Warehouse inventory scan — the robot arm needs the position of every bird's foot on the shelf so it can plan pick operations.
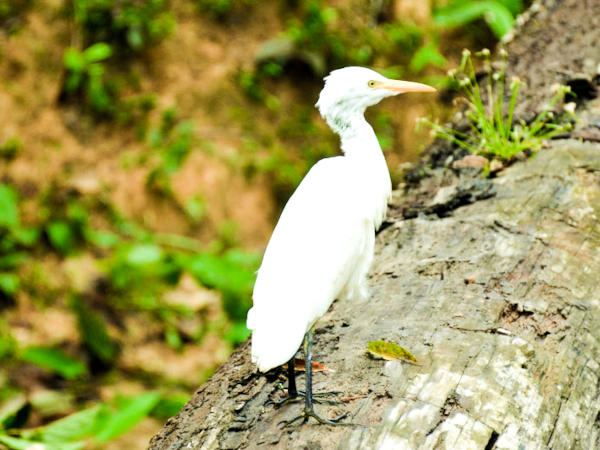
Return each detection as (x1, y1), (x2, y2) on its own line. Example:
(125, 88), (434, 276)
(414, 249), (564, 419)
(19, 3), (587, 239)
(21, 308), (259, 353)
(298, 390), (343, 405)
(267, 390), (343, 407)
(278, 406), (352, 427)
(300, 389), (342, 398)
(265, 394), (301, 407)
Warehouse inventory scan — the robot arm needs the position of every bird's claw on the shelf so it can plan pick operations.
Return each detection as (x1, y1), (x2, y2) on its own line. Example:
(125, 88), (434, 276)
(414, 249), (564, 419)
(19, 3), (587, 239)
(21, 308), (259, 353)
(300, 389), (342, 398)
(268, 390), (343, 407)
(265, 395), (301, 407)
(278, 407), (352, 427)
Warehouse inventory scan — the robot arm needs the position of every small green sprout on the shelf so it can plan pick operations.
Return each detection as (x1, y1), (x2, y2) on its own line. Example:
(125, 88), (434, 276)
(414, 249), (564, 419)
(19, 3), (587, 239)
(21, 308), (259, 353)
(421, 49), (575, 162)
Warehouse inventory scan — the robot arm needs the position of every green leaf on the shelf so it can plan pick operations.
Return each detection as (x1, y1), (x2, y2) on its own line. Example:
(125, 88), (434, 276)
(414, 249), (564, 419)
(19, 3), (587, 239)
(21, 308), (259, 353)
(71, 296), (117, 364)
(0, 434), (84, 450)
(0, 252), (28, 270)
(150, 394), (189, 420)
(85, 229), (120, 248)
(12, 226), (40, 247)
(93, 393), (161, 442)
(83, 42), (113, 63)
(63, 48), (85, 72)
(184, 252), (257, 320)
(225, 321), (251, 346)
(126, 27), (144, 50)
(21, 346), (86, 379)
(86, 62), (105, 78)
(0, 183), (19, 228)
(0, 396), (31, 430)
(124, 244), (163, 266)
(40, 405), (104, 443)
(46, 221), (75, 254)
(483, 5), (515, 38)
(499, 0), (523, 15)
(367, 340), (419, 364)
(163, 320), (182, 350)
(0, 435), (40, 450)
(434, 1), (515, 38)
(0, 273), (19, 296)
(184, 195), (207, 222)
(64, 71), (83, 93)
(410, 43), (447, 73)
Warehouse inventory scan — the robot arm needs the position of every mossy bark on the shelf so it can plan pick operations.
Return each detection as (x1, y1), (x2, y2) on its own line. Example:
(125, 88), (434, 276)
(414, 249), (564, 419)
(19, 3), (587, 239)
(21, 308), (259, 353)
(150, 1), (600, 448)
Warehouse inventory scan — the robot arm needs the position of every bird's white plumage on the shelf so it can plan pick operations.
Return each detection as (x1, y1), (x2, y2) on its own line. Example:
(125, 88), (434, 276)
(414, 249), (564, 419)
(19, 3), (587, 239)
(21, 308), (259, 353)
(247, 67), (400, 372)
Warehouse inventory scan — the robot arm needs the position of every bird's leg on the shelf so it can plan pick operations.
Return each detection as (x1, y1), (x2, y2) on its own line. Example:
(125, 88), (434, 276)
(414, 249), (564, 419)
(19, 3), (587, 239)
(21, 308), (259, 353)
(267, 356), (340, 407)
(279, 326), (352, 427)
(287, 356), (298, 397)
(266, 357), (301, 406)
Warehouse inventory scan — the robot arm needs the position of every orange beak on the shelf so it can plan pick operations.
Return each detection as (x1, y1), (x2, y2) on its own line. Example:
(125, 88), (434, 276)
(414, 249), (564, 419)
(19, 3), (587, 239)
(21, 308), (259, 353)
(375, 79), (436, 93)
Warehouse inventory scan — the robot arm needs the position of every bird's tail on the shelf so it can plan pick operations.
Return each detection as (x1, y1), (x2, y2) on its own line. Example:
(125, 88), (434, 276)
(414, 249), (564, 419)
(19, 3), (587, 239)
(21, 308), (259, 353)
(247, 307), (306, 372)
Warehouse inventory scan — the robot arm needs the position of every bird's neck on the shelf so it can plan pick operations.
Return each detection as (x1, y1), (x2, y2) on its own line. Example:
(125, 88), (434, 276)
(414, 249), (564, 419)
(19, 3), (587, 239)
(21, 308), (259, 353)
(330, 114), (383, 160)
(332, 113), (392, 228)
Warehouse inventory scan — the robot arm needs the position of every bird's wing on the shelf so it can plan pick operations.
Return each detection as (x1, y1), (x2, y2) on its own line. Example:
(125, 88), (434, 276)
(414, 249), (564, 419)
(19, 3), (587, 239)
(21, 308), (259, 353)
(248, 156), (373, 371)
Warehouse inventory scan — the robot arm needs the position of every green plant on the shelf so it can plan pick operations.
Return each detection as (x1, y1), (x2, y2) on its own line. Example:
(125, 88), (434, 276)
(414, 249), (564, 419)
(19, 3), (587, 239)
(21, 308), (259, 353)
(62, 43), (116, 115)
(286, 1), (338, 53)
(0, 183), (39, 300)
(61, 0), (170, 120)
(41, 198), (91, 255)
(70, 0), (175, 52)
(70, 296), (118, 364)
(20, 346), (87, 380)
(433, 0), (524, 39)
(146, 109), (195, 197)
(197, 0), (254, 19)
(422, 49), (574, 162)
(409, 42), (447, 73)
(0, 392), (169, 448)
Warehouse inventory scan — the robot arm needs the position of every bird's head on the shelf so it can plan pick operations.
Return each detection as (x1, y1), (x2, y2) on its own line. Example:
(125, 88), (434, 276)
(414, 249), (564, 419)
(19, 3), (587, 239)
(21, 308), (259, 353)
(316, 66), (435, 134)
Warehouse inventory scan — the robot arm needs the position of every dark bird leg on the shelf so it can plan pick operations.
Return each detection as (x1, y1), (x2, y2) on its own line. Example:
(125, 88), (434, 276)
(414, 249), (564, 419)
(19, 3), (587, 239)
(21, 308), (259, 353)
(266, 357), (301, 406)
(287, 356), (298, 397)
(267, 354), (340, 407)
(279, 325), (351, 427)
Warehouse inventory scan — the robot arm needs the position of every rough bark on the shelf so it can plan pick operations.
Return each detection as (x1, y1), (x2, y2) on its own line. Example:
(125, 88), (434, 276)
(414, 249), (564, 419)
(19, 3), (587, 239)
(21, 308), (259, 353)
(150, 1), (600, 448)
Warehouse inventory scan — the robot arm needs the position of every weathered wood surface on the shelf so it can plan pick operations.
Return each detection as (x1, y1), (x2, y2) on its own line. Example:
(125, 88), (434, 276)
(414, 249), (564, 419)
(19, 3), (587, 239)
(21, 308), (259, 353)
(150, 1), (600, 448)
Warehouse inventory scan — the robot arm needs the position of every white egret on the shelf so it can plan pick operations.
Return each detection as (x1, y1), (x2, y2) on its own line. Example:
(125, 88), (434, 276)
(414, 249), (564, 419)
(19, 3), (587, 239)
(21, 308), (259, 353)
(246, 66), (435, 425)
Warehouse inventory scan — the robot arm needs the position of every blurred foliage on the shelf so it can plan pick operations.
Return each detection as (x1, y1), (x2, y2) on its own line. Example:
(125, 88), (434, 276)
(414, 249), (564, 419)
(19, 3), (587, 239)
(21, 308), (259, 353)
(68, 0), (175, 52)
(62, 43), (116, 115)
(0, 391), (186, 448)
(145, 108), (195, 198)
(197, 0), (255, 19)
(59, 0), (172, 117)
(0, 184), (39, 300)
(0, 137), (22, 161)
(0, 0), (31, 34)
(433, 0), (522, 38)
(0, 175), (256, 446)
(20, 346), (87, 379)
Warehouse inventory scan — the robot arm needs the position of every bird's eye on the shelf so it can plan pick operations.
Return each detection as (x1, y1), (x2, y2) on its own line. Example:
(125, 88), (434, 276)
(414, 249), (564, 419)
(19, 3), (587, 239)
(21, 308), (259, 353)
(367, 80), (377, 88)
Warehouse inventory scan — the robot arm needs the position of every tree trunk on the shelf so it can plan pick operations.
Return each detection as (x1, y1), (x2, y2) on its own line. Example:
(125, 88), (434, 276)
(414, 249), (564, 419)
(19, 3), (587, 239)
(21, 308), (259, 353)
(150, 1), (600, 448)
